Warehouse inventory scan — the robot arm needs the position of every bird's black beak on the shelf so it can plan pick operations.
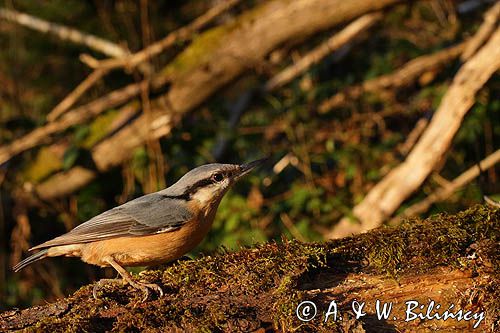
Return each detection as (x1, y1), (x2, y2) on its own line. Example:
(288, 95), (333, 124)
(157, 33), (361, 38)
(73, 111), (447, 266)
(236, 157), (268, 179)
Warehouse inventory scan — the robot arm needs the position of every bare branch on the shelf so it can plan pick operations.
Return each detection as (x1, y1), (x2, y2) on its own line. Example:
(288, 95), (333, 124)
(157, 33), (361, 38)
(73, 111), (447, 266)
(484, 195), (500, 208)
(46, 69), (108, 122)
(390, 149), (500, 224)
(396, 118), (429, 156)
(0, 8), (128, 58)
(88, 0), (242, 72)
(0, 0), (241, 162)
(0, 82), (143, 165)
(34, 167), (97, 201)
(461, 1), (500, 60)
(329, 26), (500, 239)
(42, 0), (241, 123)
(265, 12), (382, 91)
(319, 42), (467, 113)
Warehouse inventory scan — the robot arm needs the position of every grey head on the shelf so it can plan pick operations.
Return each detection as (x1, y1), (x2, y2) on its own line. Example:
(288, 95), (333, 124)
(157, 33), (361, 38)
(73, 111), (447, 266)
(160, 158), (267, 205)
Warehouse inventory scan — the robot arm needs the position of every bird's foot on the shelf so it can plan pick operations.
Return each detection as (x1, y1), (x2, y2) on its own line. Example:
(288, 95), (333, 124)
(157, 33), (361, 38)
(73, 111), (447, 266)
(128, 279), (164, 302)
(92, 277), (163, 302)
(92, 278), (124, 299)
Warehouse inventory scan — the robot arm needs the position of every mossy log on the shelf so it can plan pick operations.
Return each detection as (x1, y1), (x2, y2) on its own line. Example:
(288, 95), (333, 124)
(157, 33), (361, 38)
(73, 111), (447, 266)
(1, 205), (498, 332)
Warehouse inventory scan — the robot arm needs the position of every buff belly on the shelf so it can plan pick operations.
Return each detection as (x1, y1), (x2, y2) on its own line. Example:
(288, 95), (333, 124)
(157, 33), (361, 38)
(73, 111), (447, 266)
(47, 218), (213, 267)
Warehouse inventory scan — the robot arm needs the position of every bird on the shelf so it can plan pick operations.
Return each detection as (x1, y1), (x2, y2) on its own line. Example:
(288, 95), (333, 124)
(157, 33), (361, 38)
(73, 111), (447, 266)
(14, 158), (267, 300)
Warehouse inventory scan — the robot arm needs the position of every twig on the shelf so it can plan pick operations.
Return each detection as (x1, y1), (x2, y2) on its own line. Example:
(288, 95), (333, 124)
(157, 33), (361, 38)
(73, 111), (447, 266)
(397, 118), (429, 156)
(461, 1), (500, 60)
(47, 69), (108, 122)
(484, 195), (500, 208)
(0, 82), (143, 165)
(265, 12), (382, 91)
(273, 153), (299, 174)
(46, 0), (240, 123)
(390, 149), (500, 224)
(0, 8), (128, 58)
(87, 0), (241, 71)
(280, 213), (307, 242)
(319, 42), (467, 113)
(329, 27), (500, 239)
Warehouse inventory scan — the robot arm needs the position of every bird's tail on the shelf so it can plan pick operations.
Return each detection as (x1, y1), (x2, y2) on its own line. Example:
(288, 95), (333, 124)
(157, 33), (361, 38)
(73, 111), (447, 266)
(13, 249), (49, 272)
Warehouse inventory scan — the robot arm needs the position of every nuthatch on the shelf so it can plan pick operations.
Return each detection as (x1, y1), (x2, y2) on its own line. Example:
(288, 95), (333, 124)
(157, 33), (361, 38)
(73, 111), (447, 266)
(14, 158), (266, 300)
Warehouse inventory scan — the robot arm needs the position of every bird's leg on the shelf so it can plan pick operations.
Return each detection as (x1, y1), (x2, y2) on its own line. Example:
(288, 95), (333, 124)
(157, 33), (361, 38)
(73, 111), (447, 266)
(105, 257), (163, 302)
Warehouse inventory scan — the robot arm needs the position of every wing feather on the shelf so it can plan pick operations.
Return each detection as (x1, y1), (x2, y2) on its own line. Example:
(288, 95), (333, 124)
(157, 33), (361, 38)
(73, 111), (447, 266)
(30, 194), (193, 250)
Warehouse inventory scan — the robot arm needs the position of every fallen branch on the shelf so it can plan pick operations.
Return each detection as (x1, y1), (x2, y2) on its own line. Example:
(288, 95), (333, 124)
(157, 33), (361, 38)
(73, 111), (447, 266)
(34, 167), (97, 201)
(461, 1), (500, 60)
(30, 0), (402, 200)
(318, 42), (467, 113)
(264, 12), (382, 91)
(0, 8), (128, 58)
(390, 149), (500, 224)
(24, 103), (139, 202)
(0, 0), (242, 161)
(87, 0), (242, 72)
(328, 26), (500, 239)
(0, 82), (144, 166)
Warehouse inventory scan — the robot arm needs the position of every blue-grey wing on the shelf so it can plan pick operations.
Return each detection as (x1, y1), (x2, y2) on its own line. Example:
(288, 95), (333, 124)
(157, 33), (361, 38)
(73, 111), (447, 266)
(121, 193), (193, 234)
(30, 193), (193, 250)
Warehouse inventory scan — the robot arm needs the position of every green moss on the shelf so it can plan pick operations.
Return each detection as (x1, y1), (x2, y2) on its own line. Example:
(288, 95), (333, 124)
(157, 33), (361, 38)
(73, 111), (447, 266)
(19, 109), (122, 184)
(159, 0), (275, 81)
(325, 204), (499, 277)
(22, 146), (63, 182)
(365, 235), (405, 277)
(19, 205), (498, 332)
(160, 26), (228, 79)
(80, 109), (120, 149)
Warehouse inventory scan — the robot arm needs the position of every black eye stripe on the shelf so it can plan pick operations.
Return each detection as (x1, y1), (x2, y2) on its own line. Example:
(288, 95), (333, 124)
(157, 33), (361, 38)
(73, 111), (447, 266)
(190, 178), (213, 191)
(179, 170), (235, 197)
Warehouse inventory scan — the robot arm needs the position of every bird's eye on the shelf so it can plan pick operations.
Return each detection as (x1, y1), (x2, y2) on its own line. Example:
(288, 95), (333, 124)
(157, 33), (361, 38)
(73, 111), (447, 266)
(212, 173), (224, 182)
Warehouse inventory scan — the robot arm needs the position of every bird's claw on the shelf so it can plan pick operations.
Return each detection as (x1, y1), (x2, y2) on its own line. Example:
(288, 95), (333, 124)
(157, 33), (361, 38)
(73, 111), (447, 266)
(92, 278), (163, 302)
(131, 280), (164, 302)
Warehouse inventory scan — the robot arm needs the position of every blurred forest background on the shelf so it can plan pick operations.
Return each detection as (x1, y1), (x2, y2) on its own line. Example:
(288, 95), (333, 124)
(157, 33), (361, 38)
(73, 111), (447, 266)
(0, 0), (498, 310)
